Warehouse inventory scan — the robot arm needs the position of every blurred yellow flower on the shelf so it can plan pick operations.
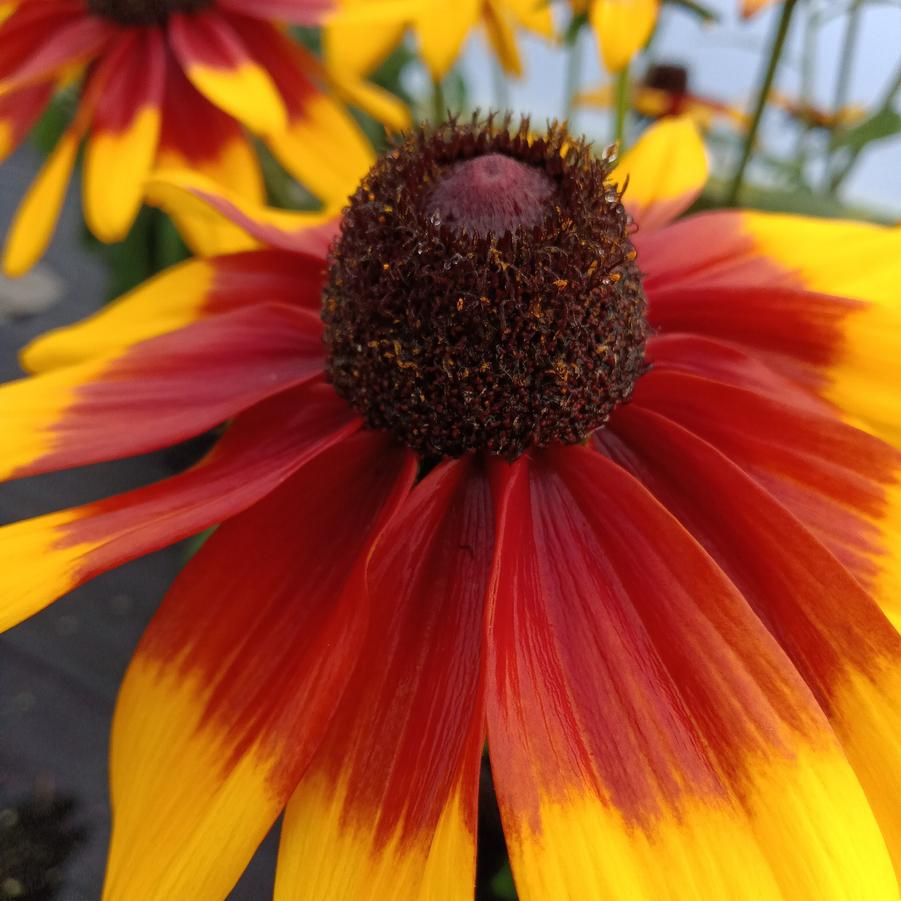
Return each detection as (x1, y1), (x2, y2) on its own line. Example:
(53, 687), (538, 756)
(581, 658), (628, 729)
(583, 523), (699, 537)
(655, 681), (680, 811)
(325, 0), (554, 83)
(574, 0), (658, 73)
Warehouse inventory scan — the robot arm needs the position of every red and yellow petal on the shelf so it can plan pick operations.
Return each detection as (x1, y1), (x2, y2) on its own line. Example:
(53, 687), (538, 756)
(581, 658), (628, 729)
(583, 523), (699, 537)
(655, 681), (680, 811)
(486, 446), (897, 900)
(104, 432), (416, 900)
(0, 384), (359, 632)
(740, 213), (901, 443)
(2, 44), (108, 276)
(626, 358), (901, 631)
(155, 58), (265, 256)
(602, 403), (901, 873)
(169, 9), (286, 135)
(275, 456), (491, 899)
(588, 0), (658, 74)
(232, 17), (375, 202)
(22, 249), (324, 372)
(642, 212), (901, 443)
(0, 79), (54, 162)
(0, 1), (113, 93)
(83, 29), (165, 242)
(146, 168), (340, 255)
(611, 115), (708, 232)
(216, 0), (334, 25)
(267, 89), (374, 203)
(0, 304), (324, 481)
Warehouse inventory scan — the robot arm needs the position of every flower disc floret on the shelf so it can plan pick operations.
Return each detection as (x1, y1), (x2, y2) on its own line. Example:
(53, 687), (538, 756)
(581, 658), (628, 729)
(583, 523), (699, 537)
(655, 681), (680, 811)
(323, 115), (649, 459)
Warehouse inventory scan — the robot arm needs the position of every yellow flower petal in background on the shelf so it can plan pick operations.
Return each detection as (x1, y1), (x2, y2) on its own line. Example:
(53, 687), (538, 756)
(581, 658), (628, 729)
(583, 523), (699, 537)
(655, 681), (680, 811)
(505, 0), (554, 40)
(169, 11), (287, 135)
(266, 93), (375, 204)
(325, 0), (552, 85)
(83, 30), (165, 243)
(416, 0), (482, 81)
(589, 0), (659, 73)
(153, 59), (267, 258)
(3, 127), (80, 276)
(146, 169), (339, 256)
(483, 0), (523, 77)
(329, 71), (411, 132)
(324, 0), (409, 78)
(610, 115), (708, 230)
(155, 133), (264, 257)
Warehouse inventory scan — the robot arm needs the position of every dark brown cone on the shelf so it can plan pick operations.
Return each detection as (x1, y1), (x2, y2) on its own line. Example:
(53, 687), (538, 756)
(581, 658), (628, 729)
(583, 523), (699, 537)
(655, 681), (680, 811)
(86, 0), (210, 25)
(323, 114), (649, 460)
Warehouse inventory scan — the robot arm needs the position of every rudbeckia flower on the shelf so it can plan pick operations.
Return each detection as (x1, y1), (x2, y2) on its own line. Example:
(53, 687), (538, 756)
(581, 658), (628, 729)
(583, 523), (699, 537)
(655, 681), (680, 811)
(324, 0), (554, 85)
(3, 114), (901, 899)
(769, 89), (867, 131)
(0, 0), (407, 276)
(577, 63), (748, 131)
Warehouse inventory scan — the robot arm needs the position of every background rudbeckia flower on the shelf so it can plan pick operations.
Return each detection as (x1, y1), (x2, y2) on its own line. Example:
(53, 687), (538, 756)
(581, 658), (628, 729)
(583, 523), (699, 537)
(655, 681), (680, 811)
(3, 115), (901, 899)
(324, 0), (554, 85)
(768, 88), (867, 131)
(577, 63), (749, 131)
(0, 0), (408, 276)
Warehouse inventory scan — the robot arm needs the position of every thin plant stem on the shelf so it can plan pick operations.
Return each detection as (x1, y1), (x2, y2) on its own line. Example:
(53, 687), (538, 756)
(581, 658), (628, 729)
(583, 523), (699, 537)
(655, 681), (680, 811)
(832, 0), (863, 119)
(726, 0), (799, 205)
(563, 30), (584, 124)
(825, 0), (863, 185)
(793, 0), (819, 165)
(830, 59), (901, 191)
(432, 75), (446, 125)
(614, 63), (630, 149)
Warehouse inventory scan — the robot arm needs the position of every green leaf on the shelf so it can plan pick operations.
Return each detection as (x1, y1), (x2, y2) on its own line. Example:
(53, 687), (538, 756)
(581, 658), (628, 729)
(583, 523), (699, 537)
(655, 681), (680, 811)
(830, 106), (901, 153)
(491, 863), (518, 899)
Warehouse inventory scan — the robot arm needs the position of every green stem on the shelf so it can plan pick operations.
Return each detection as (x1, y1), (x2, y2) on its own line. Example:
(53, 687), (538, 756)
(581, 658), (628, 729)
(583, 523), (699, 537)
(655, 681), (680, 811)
(614, 63), (630, 150)
(830, 59), (901, 191)
(793, 0), (819, 165)
(432, 76), (446, 125)
(831, 0), (863, 125)
(825, 0), (863, 183)
(726, 0), (799, 205)
(563, 31), (584, 124)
